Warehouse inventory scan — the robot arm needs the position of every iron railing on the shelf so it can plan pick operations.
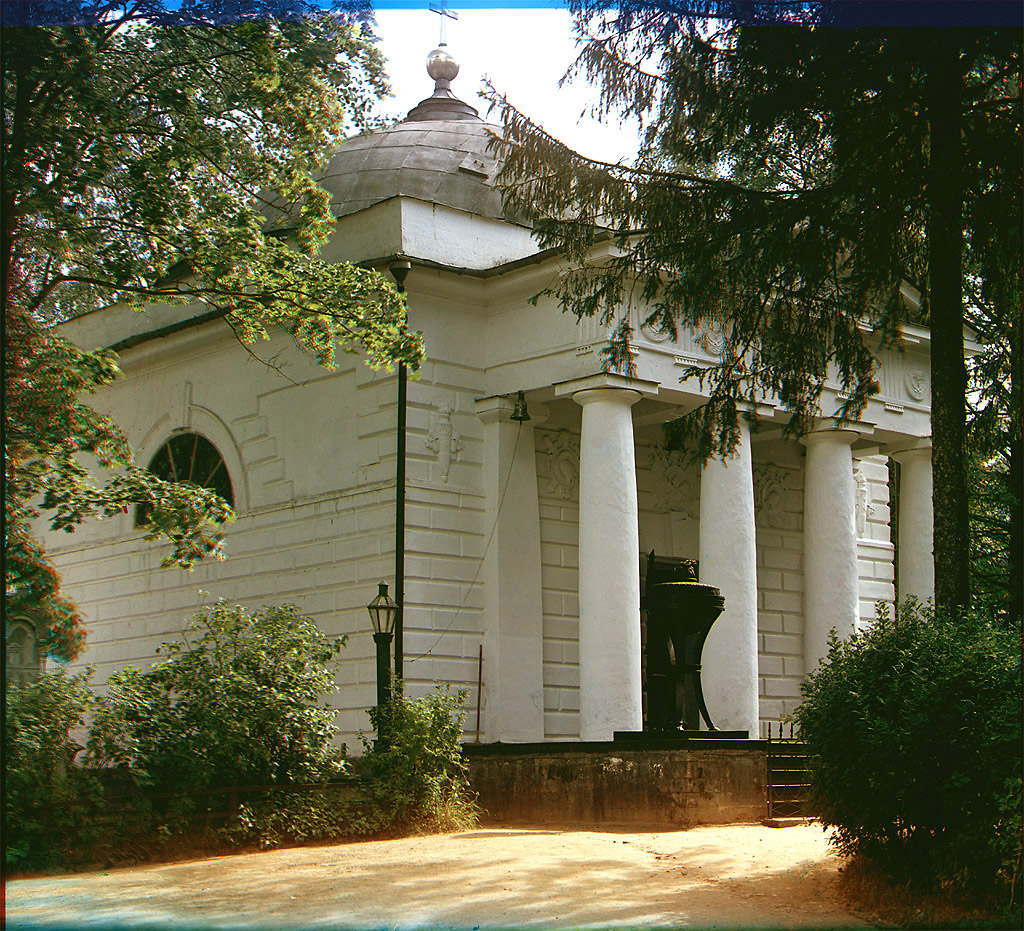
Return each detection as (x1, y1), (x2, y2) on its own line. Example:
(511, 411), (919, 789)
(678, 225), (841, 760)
(765, 722), (815, 820)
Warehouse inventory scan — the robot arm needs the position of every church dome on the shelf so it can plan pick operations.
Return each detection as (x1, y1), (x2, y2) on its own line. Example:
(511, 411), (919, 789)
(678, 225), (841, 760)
(319, 120), (505, 222)
(316, 43), (511, 223)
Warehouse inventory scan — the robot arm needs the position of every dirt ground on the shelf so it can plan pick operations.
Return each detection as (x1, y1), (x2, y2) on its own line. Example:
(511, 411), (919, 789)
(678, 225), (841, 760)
(4, 822), (881, 930)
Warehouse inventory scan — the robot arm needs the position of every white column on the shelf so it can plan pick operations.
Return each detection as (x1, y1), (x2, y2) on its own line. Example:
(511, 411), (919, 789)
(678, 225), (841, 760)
(476, 396), (546, 743)
(561, 379), (647, 741)
(891, 444), (934, 604)
(802, 429), (860, 671)
(699, 421), (759, 735)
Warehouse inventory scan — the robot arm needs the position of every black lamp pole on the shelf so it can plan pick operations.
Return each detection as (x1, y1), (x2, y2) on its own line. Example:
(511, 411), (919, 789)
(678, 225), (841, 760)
(389, 259), (411, 685)
(373, 630), (393, 712)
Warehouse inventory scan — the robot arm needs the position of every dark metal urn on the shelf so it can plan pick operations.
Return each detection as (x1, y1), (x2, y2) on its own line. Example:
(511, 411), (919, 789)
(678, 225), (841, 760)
(646, 581), (725, 732)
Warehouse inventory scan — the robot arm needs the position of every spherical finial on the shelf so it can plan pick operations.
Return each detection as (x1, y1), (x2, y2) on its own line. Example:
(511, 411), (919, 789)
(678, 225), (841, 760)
(426, 45), (459, 83)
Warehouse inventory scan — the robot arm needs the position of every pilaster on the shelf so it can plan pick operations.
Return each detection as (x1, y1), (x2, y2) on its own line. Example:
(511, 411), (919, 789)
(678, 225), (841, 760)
(475, 395), (547, 742)
(891, 442), (935, 604)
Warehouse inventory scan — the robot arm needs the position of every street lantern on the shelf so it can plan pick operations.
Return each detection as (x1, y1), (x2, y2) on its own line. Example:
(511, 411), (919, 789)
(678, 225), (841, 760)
(366, 581), (399, 635)
(366, 581), (399, 745)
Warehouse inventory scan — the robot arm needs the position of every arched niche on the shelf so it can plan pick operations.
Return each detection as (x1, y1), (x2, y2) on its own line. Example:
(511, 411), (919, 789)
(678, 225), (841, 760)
(5, 617), (43, 687)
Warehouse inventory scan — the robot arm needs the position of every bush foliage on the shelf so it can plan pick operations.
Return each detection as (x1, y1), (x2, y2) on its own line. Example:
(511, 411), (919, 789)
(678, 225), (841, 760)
(6, 605), (478, 867)
(361, 683), (479, 835)
(4, 668), (103, 869)
(227, 686), (479, 849)
(794, 600), (1022, 898)
(87, 601), (347, 790)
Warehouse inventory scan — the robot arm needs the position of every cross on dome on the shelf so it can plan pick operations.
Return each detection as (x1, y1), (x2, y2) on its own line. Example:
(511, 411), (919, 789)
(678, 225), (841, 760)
(428, 1), (458, 46)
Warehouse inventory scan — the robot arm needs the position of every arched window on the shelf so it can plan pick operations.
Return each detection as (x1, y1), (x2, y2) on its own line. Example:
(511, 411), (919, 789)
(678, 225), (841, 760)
(5, 618), (42, 687)
(136, 432), (234, 526)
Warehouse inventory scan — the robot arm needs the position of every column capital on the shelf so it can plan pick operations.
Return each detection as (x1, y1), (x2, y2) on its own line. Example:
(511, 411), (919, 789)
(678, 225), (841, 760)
(475, 395), (549, 425)
(553, 372), (660, 401)
(800, 421), (874, 448)
(888, 438), (932, 463)
(571, 386), (643, 409)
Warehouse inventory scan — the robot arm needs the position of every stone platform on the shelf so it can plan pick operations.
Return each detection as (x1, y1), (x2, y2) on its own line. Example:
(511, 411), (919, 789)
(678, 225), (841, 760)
(464, 737), (768, 828)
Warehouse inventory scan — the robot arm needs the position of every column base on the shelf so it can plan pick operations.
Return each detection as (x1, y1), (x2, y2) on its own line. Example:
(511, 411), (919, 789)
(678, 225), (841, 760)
(613, 730), (750, 741)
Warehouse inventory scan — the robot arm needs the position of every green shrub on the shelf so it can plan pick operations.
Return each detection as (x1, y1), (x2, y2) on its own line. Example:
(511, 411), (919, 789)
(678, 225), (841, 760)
(794, 600), (1022, 898)
(87, 601), (347, 791)
(6, 609), (476, 867)
(361, 683), (479, 834)
(4, 668), (104, 869)
(220, 685), (479, 848)
(225, 783), (380, 849)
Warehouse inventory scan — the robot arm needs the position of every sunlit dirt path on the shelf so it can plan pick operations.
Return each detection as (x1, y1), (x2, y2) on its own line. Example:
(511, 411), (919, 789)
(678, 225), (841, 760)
(5, 823), (879, 930)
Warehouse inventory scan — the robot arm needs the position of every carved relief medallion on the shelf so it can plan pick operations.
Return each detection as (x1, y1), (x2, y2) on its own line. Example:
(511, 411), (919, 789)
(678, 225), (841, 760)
(640, 316), (675, 343)
(904, 364), (929, 402)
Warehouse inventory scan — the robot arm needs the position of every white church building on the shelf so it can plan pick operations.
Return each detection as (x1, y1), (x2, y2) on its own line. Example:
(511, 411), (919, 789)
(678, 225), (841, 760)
(44, 50), (937, 750)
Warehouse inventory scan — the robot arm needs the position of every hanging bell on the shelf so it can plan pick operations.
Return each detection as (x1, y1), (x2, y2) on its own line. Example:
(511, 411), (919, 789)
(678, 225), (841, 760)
(510, 390), (530, 422)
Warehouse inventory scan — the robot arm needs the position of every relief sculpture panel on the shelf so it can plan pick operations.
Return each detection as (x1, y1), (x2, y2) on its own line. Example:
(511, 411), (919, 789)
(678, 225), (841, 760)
(753, 463), (796, 529)
(647, 447), (699, 518)
(535, 429), (581, 501)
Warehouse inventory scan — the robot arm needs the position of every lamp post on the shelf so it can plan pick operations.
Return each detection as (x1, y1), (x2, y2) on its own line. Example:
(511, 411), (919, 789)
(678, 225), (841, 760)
(366, 581), (399, 745)
(388, 258), (412, 685)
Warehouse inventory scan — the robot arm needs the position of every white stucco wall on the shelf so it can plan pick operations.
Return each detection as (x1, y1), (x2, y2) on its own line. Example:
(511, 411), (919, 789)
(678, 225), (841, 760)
(46, 301), (506, 749)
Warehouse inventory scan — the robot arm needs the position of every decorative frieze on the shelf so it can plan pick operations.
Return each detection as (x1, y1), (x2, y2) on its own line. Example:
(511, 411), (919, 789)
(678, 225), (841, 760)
(536, 429), (581, 501)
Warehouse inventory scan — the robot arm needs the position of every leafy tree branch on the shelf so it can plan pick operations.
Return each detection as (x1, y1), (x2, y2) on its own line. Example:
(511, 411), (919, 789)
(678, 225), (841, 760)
(3, 1), (423, 657)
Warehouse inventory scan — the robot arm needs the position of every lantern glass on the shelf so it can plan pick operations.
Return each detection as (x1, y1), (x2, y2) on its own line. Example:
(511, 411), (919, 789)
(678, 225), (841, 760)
(366, 581), (398, 634)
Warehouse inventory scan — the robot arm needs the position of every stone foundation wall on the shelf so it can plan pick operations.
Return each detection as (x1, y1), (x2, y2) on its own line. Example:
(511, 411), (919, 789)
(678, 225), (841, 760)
(465, 744), (768, 827)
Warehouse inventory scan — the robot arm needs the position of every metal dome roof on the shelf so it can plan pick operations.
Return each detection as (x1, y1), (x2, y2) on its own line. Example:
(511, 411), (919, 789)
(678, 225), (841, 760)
(317, 119), (508, 222)
(308, 42), (522, 224)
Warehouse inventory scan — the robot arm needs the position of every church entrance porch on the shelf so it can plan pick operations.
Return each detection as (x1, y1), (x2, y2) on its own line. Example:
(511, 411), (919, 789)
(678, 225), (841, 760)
(482, 378), (911, 747)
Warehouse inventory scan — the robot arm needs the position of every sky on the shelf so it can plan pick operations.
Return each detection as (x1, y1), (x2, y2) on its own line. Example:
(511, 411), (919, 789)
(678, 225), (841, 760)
(372, 3), (642, 163)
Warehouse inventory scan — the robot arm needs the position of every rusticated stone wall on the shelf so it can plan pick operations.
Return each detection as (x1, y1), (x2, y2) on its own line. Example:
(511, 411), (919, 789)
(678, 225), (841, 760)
(465, 743), (767, 827)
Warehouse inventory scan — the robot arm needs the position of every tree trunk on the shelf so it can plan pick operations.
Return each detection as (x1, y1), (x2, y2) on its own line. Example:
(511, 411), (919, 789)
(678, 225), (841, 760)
(1, 63), (31, 310)
(926, 33), (971, 614)
(1008, 308), (1023, 626)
